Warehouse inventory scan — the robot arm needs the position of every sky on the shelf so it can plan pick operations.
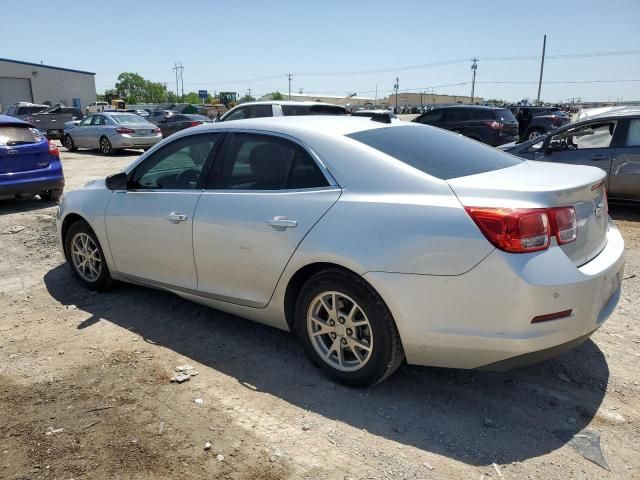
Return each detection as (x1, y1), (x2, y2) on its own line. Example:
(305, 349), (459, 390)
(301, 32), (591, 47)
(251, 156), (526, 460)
(3, 0), (640, 103)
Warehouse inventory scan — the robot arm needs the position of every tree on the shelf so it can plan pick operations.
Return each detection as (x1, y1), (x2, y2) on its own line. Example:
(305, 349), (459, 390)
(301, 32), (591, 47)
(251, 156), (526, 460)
(115, 72), (147, 103)
(144, 81), (167, 103)
(239, 94), (256, 104)
(270, 91), (284, 100)
(166, 91), (177, 103)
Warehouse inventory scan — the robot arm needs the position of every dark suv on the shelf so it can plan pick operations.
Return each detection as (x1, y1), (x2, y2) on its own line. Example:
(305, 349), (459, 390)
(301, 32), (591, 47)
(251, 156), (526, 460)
(508, 106), (571, 141)
(411, 105), (519, 146)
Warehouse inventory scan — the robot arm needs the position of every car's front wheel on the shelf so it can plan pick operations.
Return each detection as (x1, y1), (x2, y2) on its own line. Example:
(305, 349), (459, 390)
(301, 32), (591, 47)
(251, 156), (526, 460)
(63, 134), (77, 152)
(64, 220), (113, 291)
(294, 269), (404, 387)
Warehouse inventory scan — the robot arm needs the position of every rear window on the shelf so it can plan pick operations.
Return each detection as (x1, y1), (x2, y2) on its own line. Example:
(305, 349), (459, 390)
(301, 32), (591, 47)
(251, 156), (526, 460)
(111, 114), (145, 124)
(281, 105), (346, 116)
(0, 126), (44, 146)
(494, 109), (517, 123)
(346, 125), (521, 180)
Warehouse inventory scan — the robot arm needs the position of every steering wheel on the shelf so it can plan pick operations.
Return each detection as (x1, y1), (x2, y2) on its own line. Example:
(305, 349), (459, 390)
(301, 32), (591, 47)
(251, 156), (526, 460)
(176, 168), (200, 188)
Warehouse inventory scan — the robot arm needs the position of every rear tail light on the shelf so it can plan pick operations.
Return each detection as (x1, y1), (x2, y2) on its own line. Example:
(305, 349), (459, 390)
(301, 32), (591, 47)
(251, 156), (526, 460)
(48, 140), (59, 157)
(189, 121), (202, 127)
(550, 207), (577, 244)
(153, 128), (161, 134)
(551, 115), (564, 126)
(465, 206), (577, 253)
(115, 127), (135, 134)
(484, 121), (503, 130)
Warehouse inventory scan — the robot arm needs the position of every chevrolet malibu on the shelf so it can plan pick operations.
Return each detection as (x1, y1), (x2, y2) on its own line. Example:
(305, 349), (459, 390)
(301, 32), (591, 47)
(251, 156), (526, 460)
(56, 117), (624, 386)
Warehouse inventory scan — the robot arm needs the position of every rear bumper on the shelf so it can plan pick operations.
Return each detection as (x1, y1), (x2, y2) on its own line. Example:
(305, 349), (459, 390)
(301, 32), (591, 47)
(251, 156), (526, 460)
(110, 134), (162, 149)
(364, 218), (624, 369)
(0, 176), (65, 196)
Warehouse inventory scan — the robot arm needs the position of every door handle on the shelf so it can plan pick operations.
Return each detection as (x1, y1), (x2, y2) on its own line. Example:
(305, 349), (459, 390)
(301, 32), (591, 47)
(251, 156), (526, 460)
(267, 216), (297, 230)
(590, 154), (610, 161)
(166, 212), (187, 223)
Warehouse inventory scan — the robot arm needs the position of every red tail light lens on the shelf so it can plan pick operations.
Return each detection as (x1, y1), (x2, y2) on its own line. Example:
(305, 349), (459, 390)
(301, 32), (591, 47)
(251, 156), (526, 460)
(48, 140), (59, 157)
(189, 121), (202, 127)
(551, 207), (577, 244)
(153, 128), (161, 134)
(115, 127), (135, 134)
(551, 115), (564, 126)
(484, 121), (503, 130)
(465, 208), (550, 253)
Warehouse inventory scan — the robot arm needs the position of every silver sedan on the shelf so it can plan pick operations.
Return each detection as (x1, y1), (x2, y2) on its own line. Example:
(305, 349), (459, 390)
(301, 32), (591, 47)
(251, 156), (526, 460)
(56, 117), (624, 386)
(63, 112), (162, 155)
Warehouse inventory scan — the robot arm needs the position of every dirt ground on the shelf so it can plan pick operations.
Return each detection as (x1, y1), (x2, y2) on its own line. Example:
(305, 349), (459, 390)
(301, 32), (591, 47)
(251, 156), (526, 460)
(1, 145), (639, 480)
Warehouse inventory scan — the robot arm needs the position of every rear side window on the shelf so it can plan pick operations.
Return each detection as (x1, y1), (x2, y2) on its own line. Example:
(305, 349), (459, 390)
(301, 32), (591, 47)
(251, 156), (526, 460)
(444, 109), (470, 122)
(0, 126), (44, 146)
(494, 109), (517, 123)
(281, 105), (346, 116)
(346, 125), (521, 180)
(467, 109), (495, 121)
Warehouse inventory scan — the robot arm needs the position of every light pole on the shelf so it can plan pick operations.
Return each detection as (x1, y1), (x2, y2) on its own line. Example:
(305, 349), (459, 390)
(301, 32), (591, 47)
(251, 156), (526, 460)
(394, 77), (399, 111)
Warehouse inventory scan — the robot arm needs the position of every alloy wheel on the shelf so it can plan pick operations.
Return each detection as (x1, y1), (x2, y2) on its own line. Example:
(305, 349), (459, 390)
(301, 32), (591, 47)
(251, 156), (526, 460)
(64, 136), (73, 150)
(307, 291), (373, 372)
(70, 232), (102, 282)
(100, 138), (111, 154)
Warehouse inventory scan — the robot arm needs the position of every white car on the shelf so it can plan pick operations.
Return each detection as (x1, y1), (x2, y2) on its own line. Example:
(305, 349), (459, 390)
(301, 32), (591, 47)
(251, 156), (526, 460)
(56, 116), (624, 386)
(219, 101), (346, 122)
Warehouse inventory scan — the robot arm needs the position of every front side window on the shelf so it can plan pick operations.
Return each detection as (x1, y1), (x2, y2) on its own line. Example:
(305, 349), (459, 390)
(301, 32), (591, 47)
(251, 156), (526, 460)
(416, 109), (444, 124)
(550, 121), (616, 150)
(208, 133), (328, 190)
(130, 134), (220, 190)
(79, 116), (93, 127)
(223, 107), (248, 121)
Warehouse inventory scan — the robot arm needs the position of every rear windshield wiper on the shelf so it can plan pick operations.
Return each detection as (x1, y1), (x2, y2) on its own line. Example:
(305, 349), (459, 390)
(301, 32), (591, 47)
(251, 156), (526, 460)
(6, 141), (36, 146)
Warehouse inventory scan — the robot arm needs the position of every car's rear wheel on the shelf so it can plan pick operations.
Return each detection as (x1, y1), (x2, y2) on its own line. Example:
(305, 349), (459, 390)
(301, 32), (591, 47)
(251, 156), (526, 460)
(64, 221), (113, 291)
(39, 189), (63, 202)
(527, 128), (545, 140)
(294, 268), (404, 386)
(63, 134), (77, 152)
(99, 136), (113, 155)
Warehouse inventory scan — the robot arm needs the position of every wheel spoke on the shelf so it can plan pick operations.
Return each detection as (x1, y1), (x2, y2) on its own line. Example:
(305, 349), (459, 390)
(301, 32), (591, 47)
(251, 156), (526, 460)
(347, 336), (372, 352)
(310, 316), (333, 336)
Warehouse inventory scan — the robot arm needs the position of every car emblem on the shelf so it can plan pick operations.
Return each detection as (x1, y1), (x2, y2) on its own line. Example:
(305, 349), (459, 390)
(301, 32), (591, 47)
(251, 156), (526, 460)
(7, 149), (18, 155)
(594, 202), (604, 217)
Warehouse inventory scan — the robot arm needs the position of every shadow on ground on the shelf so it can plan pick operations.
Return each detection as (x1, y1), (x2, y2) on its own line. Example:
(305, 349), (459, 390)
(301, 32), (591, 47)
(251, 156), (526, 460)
(0, 195), (57, 215)
(610, 204), (640, 223)
(44, 265), (609, 466)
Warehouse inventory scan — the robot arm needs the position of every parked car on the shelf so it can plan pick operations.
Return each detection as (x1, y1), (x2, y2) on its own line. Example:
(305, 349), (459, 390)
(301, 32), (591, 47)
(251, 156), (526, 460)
(125, 109), (150, 118)
(63, 112), (161, 155)
(219, 101), (346, 122)
(86, 101), (113, 114)
(29, 104), (84, 140)
(500, 112), (640, 203)
(2, 102), (49, 120)
(0, 115), (64, 201)
(57, 116), (623, 386)
(158, 114), (212, 138)
(351, 109), (397, 120)
(411, 105), (519, 146)
(147, 110), (178, 125)
(508, 106), (571, 141)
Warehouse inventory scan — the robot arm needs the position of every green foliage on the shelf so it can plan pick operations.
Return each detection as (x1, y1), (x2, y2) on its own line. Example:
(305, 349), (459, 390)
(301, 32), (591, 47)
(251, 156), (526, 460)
(270, 91), (284, 100)
(112, 72), (169, 104)
(239, 94), (256, 104)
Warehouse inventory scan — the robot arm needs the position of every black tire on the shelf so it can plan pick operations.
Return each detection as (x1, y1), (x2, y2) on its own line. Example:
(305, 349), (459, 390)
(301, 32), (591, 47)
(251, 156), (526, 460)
(39, 189), (63, 202)
(64, 134), (77, 152)
(526, 128), (545, 140)
(294, 268), (405, 387)
(64, 220), (113, 291)
(99, 136), (114, 155)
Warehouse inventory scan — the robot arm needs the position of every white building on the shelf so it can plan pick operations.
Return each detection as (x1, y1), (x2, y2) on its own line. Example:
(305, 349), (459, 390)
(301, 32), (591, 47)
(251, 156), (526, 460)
(0, 58), (96, 111)
(260, 92), (377, 107)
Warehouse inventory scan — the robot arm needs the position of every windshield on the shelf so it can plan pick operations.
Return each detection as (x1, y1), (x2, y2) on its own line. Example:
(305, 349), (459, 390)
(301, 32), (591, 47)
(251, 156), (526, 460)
(111, 114), (147, 125)
(346, 125), (521, 180)
(0, 126), (45, 146)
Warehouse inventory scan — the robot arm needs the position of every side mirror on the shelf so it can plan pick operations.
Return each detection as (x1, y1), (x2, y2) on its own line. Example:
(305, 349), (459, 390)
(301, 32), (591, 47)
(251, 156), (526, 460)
(105, 172), (127, 190)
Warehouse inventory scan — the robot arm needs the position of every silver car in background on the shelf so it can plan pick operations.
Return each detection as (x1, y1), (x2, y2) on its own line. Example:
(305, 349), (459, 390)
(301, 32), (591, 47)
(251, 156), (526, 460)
(63, 112), (161, 155)
(56, 116), (624, 386)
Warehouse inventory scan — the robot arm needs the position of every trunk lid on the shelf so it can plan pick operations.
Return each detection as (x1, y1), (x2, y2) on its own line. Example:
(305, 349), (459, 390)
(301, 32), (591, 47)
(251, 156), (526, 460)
(0, 126), (51, 173)
(447, 160), (608, 266)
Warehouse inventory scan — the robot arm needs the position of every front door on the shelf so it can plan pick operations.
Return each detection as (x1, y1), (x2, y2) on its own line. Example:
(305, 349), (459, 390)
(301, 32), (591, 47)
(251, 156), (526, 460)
(609, 118), (640, 202)
(105, 133), (222, 289)
(193, 132), (341, 307)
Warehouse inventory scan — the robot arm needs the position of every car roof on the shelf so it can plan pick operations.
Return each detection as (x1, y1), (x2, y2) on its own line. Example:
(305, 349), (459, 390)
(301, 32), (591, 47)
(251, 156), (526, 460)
(434, 105), (503, 110)
(235, 101), (344, 107)
(0, 114), (33, 126)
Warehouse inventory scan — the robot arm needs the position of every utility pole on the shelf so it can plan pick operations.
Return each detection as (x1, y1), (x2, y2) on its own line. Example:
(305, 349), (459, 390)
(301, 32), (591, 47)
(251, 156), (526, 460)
(470, 58), (478, 103)
(162, 82), (168, 102)
(536, 34), (547, 106)
(287, 73), (293, 100)
(394, 77), (399, 111)
(172, 62), (184, 102)
(420, 90), (424, 106)
(375, 85), (378, 105)
(247, 88), (252, 99)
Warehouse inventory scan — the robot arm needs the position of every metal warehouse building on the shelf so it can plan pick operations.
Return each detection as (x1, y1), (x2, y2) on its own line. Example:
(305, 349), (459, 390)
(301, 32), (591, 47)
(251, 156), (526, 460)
(0, 58), (96, 112)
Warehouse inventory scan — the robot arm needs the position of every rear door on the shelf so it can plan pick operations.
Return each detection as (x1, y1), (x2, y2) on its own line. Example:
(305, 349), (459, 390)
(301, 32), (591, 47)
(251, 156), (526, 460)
(608, 118), (640, 202)
(193, 132), (341, 307)
(72, 115), (95, 147)
(535, 119), (620, 185)
(0, 125), (50, 173)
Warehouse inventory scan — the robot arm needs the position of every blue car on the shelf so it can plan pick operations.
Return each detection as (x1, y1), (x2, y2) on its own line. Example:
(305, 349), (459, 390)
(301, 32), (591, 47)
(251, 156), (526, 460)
(0, 114), (64, 201)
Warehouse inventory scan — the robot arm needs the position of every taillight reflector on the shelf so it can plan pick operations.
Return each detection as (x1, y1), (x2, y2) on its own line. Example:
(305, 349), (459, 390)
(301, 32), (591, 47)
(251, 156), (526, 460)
(115, 127), (135, 134)
(189, 121), (202, 127)
(48, 140), (59, 157)
(465, 206), (577, 253)
(484, 121), (503, 130)
(531, 309), (573, 323)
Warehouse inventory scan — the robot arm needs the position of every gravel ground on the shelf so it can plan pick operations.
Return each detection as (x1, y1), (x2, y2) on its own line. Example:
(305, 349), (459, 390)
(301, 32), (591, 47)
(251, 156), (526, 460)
(0, 145), (639, 480)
